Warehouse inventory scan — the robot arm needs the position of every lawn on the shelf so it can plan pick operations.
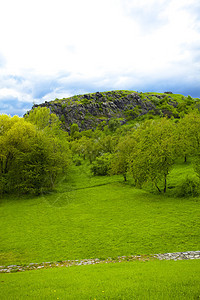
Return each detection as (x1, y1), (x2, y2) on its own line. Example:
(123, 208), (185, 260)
(0, 161), (199, 266)
(1, 260), (200, 299)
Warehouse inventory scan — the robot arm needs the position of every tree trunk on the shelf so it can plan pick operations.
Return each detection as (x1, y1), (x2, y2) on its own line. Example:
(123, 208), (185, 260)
(155, 183), (161, 193)
(123, 173), (127, 182)
(163, 175), (167, 193)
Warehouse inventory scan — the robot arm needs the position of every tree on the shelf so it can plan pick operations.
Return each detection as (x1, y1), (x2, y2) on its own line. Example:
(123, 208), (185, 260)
(128, 118), (176, 192)
(110, 134), (135, 181)
(108, 118), (121, 132)
(70, 123), (80, 139)
(24, 106), (59, 130)
(91, 153), (112, 176)
(176, 113), (200, 162)
(0, 115), (71, 195)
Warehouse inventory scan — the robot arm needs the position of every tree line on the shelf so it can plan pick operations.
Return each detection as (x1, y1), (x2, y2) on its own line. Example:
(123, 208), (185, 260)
(70, 112), (200, 193)
(1, 106), (200, 196)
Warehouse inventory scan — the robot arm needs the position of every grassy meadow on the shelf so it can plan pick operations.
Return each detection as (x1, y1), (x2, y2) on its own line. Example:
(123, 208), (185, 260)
(1, 161), (200, 266)
(1, 160), (200, 299)
(1, 260), (200, 299)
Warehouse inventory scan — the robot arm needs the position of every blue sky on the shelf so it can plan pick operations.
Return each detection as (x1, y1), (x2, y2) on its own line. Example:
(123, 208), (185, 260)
(0, 0), (200, 116)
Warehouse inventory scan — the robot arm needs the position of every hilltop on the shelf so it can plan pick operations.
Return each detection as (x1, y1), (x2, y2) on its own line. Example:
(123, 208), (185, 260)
(27, 90), (200, 131)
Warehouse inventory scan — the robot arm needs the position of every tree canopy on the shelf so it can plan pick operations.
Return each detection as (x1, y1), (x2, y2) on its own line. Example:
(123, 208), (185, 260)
(0, 112), (71, 195)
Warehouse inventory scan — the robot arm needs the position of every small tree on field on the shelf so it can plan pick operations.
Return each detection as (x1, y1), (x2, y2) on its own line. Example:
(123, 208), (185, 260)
(128, 118), (176, 192)
(110, 135), (135, 181)
(176, 113), (200, 162)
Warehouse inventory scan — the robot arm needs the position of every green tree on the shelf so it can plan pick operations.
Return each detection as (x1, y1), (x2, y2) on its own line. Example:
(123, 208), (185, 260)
(110, 135), (135, 181)
(24, 106), (59, 130)
(70, 123), (80, 138)
(91, 153), (112, 176)
(129, 118), (176, 192)
(177, 113), (200, 161)
(108, 118), (121, 132)
(0, 115), (71, 195)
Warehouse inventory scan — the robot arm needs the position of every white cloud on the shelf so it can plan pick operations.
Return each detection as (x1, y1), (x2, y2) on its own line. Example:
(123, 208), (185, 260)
(0, 0), (200, 115)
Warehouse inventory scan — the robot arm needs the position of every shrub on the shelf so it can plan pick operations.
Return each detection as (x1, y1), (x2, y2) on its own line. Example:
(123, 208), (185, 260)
(150, 96), (161, 105)
(60, 115), (65, 122)
(108, 119), (121, 132)
(175, 176), (200, 197)
(81, 99), (89, 105)
(70, 123), (79, 136)
(73, 156), (82, 166)
(61, 103), (67, 110)
(91, 153), (112, 176)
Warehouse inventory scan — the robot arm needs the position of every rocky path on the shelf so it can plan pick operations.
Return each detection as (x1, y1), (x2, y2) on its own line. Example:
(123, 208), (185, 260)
(1, 251), (200, 273)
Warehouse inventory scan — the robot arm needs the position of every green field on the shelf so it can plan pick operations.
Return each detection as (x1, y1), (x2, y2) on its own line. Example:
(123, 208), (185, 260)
(1, 161), (200, 299)
(1, 260), (200, 299)
(1, 161), (200, 266)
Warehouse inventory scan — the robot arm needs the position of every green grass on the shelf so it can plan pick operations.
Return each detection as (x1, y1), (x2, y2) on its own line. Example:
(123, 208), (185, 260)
(1, 260), (200, 299)
(143, 92), (186, 102)
(0, 162), (200, 266)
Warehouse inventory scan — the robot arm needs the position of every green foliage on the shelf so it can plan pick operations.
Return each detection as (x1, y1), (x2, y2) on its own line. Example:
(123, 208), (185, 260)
(108, 118), (121, 132)
(175, 176), (200, 197)
(2, 90), (200, 299)
(80, 98), (90, 105)
(60, 114), (65, 122)
(177, 112), (200, 160)
(0, 114), (71, 195)
(72, 155), (82, 166)
(70, 123), (80, 139)
(193, 154), (200, 179)
(150, 96), (161, 105)
(25, 106), (60, 130)
(110, 135), (135, 181)
(160, 103), (177, 116)
(91, 153), (112, 176)
(129, 118), (176, 192)
(61, 103), (67, 110)
(68, 109), (200, 195)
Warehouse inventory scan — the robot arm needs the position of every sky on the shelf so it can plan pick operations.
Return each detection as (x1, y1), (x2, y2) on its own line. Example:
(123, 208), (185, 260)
(0, 0), (200, 116)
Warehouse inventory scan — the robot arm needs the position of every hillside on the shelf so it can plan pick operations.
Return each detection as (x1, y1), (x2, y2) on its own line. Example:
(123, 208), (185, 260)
(28, 90), (200, 131)
(1, 92), (200, 299)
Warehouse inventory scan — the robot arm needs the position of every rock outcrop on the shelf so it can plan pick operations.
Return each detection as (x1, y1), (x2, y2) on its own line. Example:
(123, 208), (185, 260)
(27, 90), (176, 131)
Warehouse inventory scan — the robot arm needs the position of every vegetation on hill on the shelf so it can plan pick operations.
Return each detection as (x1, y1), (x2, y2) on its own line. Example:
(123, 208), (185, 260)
(1, 90), (200, 299)
(1, 90), (200, 195)
(69, 113), (200, 194)
(28, 90), (200, 131)
(0, 108), (70, 195)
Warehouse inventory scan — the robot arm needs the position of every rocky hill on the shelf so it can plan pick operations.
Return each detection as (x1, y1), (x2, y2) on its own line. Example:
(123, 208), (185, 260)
(28, 90), (198, 131)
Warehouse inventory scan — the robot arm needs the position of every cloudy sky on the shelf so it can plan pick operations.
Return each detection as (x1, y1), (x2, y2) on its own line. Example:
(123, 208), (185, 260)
(0, 0), (200, 116)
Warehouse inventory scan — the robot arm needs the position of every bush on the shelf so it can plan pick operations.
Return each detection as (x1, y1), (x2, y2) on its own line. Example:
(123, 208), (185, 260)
(60, 115), (65, 122)
(73, 156), (82, 166)
(175, 176), (200, 197)
(91, 153), (112, 176)
(70, 123), (79, 138)
(108, 119), (121, 132)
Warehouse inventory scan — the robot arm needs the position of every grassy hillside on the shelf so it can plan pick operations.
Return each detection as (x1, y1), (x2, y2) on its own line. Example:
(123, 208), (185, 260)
(1, 161), (199, 266)
(2, 97), (200, 299)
